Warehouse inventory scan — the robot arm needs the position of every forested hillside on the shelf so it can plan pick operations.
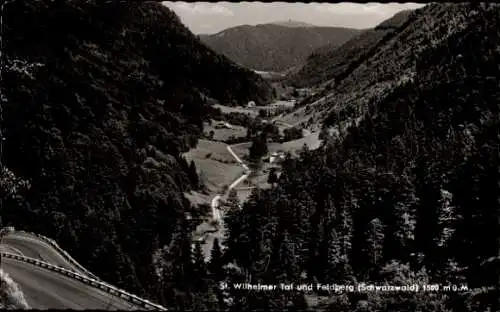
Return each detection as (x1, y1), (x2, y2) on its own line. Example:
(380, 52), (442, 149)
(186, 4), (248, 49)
(200, 24), (362, 72)
(289, 9), (413, 87)
(221, 3), (500, 311)
(0, 0), (272, 309)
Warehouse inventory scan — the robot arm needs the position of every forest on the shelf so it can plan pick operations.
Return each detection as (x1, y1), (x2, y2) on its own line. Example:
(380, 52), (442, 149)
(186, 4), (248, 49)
(220, 3), (500, 311)
(0, 0), (272, 308)
(1, 2), (500, 311)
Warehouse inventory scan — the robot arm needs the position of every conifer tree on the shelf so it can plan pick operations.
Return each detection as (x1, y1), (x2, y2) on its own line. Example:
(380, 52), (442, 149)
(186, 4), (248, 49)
(435, 189), (459, 248)
(319, 125), (330, 144)
(267, 167), (278, 185)
(277, 231), (299, 281)
(365, 218), (385, 269)
(208, 238), (224, 281)
(338, 200), (354, 261)
(326, 228), (343, 280)
(188, 160), (199, 187)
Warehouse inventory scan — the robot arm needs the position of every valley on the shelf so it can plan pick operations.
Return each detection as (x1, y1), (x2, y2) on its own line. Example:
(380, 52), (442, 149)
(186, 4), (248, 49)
(1, 1), (500, 311)
(184, 97), (322, 261)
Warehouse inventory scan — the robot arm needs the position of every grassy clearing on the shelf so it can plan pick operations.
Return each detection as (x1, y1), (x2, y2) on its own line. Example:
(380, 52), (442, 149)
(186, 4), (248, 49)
(282, 132), (321, 153)
(214, 101), (296, 117)
(185, 139), (236, 163)
(230, 133), (320, 160)
(230, 142), (283, 159)
(213, 104), (259, 117)
(204, 121), (247, 141)
(195, 158), (244, 193)
(228, 142), (252, 159)
(184, 139), (244, 193)
(234, 188), (254, 204)
(280, 105), (311, 126)
(184, 190), (211, 208)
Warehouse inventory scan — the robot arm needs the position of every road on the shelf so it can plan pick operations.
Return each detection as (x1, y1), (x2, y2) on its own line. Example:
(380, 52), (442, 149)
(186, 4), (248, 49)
(210, 146), (250, 222)
(203, 111), (315, 260)
(226, 145), (249, 171)
(201, 144), (252, 261)
(2, 256), (137, 310)
(209, 114), (313, 222)
(211, 195), (222, 221)
(2, 233), (89, 276)
(0, 232), (146, 310)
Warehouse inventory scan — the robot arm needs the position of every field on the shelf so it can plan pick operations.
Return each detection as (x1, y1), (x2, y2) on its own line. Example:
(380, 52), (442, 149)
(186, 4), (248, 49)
(203, 120), (247, 141)
(185, 113), (321, 259)
(184, 139), (244, 193)
(233, 187), (254, 204)
(197, 158), (243, 193)
(230, 131), (320, 160)
(184, 191), (211, 208)
(213, 103), (259, 117)
(230, 142), (283, 159)
(213, 101), (296, 117)
(280, 105), (311, 126)
(282, 132), (321, 153)
(279, 94), (330, 131)
(185, 139), (236, 163)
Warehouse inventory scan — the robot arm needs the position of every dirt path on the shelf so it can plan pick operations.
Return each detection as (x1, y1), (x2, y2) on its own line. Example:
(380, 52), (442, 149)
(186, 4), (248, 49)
(200, 110), (314, 260)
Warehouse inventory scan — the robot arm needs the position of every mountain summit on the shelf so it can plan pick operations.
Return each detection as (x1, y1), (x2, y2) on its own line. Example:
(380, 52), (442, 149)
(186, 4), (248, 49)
(270, 20), (317, 27)
(200, 24), (362, 72)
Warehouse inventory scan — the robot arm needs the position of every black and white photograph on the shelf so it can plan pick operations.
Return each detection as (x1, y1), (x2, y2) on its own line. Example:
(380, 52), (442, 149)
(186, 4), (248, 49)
(0, 0), (499, 310)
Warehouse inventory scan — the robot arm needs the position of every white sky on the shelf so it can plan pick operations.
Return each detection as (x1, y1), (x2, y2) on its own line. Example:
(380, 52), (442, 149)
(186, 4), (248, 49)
(162, 2), (427, 34)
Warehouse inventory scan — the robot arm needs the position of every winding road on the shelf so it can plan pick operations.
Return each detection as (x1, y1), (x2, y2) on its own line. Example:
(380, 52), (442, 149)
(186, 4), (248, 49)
(0, 231), (161, 310)
(3, 256), (136, 310)
(0, 109), (311, 309)
(201, 143), (252, 261)
(209, 113), (315, 223)
(204, 112), (314, 257)
(210, 145), (250, 222)
(2, 233), (88, 276)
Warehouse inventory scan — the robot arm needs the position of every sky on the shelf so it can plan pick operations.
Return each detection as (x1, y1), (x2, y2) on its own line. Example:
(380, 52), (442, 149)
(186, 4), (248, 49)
(162, 2), (427, 35)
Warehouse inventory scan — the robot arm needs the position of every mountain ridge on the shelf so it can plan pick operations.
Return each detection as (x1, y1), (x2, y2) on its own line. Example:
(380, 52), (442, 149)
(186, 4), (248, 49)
(269, 20), (317, 27)
(200, 23), (363, 72)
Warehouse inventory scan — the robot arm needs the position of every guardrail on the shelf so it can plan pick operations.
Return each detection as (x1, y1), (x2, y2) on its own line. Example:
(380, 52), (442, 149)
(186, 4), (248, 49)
(1, 252), (167, 311)
(13, 230), (98, 280)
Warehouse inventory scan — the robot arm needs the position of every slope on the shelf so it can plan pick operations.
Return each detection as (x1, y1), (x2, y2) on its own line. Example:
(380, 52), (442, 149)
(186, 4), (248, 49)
(199, 23), (362, 72)
(289, 9), (413, 88)
(0, 0), (272, 309)
(222, 3), (500, 311)
(286, 4), (476, 129)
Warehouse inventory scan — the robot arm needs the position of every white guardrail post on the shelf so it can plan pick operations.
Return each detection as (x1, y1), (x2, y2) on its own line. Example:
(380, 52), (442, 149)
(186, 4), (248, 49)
(0, 252), (167, 310)
(0, 252), (167, 311)
(14, 230), (98, 279)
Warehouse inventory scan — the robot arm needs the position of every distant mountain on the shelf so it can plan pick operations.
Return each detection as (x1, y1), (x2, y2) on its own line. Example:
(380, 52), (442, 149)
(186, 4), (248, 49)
(1, 0), (273, 309)
(270, 20), (317, 27)
(199, 24), (363, 72)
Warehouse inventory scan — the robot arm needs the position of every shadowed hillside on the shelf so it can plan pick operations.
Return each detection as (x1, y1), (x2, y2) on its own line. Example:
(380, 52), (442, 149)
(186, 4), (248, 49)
(222, 3), (500, 311)
(200, 23), (362, 72)
(0, 0), (272, 309)
(289, 9), (414, 88)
